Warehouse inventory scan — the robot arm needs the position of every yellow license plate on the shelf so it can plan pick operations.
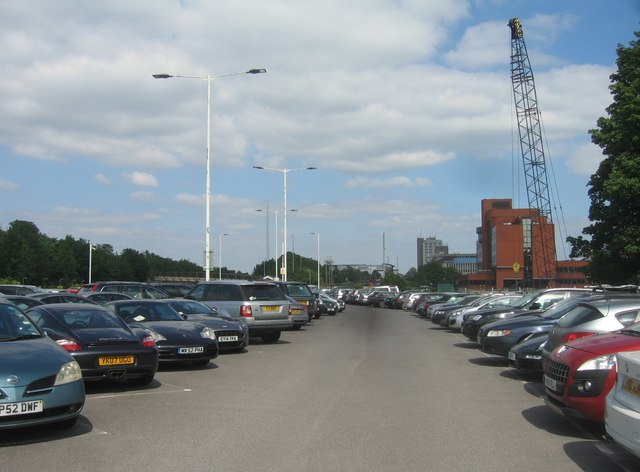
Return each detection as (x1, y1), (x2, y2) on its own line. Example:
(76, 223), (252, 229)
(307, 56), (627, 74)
(99, 355), (135, 366)
(291, 308), (303, 314)
(622, 376), (640, 396)
(262, 305), (281, 312)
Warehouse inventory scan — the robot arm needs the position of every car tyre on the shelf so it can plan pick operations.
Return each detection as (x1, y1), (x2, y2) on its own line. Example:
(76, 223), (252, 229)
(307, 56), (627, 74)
(261, 331), (281, 343)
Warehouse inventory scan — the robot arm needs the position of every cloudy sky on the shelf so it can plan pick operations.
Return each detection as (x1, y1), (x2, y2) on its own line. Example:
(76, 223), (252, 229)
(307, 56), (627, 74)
(1, 0), (638, 276)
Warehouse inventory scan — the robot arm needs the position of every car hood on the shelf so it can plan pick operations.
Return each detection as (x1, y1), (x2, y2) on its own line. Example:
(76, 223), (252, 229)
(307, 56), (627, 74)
(564, 332), (640, 356)
(68, 327), (140, 346)
(1, 336), (74, 386)
(484, 314), (555, 330)
(129, 320), (205, 339)
(182, 314), (242, 329)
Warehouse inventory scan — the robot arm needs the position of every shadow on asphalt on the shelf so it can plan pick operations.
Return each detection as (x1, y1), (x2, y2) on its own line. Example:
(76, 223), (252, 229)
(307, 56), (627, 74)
(522, 405), (596, 439)
(0, 414), (93, 447)
(453, 342), (479, 349)
(468, 356), (510, 367)
(564, 440), (638, 472)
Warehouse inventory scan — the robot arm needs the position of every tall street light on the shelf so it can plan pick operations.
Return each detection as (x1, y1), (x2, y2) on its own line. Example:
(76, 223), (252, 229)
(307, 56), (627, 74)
(153, 68), (266, 281)
(253, 166), (316, 281)
(218, 233), (229, 280)
(310, 232), (320, 289)
(255, 207), (279, 279)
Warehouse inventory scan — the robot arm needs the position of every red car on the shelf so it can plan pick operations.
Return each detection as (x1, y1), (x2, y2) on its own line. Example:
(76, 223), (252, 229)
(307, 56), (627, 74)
(543, 323), (640, 423)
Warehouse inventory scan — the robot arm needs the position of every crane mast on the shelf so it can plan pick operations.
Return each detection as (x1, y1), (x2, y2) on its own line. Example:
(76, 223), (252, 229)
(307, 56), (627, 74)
(508, 18), (556, 287)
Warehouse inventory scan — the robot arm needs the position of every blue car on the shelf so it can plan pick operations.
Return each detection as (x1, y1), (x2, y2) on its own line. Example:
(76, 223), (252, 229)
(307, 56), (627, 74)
(0, 301), (85, 430)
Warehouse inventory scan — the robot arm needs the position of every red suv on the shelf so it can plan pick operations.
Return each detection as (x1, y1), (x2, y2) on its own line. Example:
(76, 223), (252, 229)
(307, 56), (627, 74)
(544, 321), (640, 423)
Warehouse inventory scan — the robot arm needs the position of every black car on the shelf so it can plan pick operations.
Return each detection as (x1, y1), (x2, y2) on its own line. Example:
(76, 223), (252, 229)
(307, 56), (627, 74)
(477, 298), (584, 357)
(461, 288), (593, 341)
(507, 335), (548, 374)
(272, 281), (319, 320)
(26, 303), (159, 386)
(163, 299), (248, 352)
(429, 294), (485, 326)
(105, 300), (219, 365)
(1, 294), (45, 311)
(29, 292), (97, 305)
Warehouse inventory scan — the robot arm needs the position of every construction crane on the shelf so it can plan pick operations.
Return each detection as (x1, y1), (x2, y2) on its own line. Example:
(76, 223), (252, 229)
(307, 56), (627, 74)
(508, 18), (556, 287)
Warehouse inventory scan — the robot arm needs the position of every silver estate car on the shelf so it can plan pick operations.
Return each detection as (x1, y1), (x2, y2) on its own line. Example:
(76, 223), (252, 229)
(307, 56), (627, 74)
(185, 280), (293, 343)
(542, 297), (640, 362)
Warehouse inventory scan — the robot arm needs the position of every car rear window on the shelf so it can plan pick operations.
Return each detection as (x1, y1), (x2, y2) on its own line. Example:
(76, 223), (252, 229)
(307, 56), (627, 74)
(286, 284), (312, 297)
(242, 284), (286, 301)
(555, 305), (603, 327)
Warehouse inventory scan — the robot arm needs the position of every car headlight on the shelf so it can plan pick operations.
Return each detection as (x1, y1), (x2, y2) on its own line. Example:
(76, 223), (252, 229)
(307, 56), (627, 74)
(470, 314), (482, 321)
(200, 327), (217, 340)
(145, 328), (167, 342)
(487, 329), (512, 337)
(435, 310), (444, 315)
(577, 354), (616, 371)
(452, 310), (462, 316)
(54, 360), (83, 385)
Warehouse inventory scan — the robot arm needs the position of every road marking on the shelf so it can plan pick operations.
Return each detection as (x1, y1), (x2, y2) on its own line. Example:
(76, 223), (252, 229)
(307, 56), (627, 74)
(89, 388), (192, 400)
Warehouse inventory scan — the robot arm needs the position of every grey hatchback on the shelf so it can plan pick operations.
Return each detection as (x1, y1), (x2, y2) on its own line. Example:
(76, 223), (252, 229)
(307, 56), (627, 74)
(185, 281), (292, 343)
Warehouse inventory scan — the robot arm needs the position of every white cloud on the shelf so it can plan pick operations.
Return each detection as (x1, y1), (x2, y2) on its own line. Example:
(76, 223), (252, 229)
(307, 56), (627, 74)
(95, 173), (112, 185)
(0, 179), (19, 191)
(346, 176), (432, 189)
(131, 191), (155, 203)
(567, 142), (604, 176)
(123, 171), (158, 187)
(176, 193), (203, 206)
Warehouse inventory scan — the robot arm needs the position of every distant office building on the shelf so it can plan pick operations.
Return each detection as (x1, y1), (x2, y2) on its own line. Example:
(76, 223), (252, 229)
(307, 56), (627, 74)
(417, 237), (448, 268)
(441, 254), (478, 275)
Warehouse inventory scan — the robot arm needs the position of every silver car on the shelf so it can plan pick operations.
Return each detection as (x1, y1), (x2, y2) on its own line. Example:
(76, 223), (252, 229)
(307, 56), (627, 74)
(542, 296), (640, 361)
(448, 294), (522, 331)
(185, 280), (292, 343)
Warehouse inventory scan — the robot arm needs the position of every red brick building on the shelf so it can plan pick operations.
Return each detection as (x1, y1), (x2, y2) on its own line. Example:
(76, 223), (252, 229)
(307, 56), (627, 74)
(460, 199), (587, 291)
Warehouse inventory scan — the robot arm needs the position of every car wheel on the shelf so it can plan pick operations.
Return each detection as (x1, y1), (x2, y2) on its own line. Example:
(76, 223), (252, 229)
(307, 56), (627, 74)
(378, 301), (385, 308)
(261, 331), (281, 343)
(291, 325), (302, 330)
(127, 373), (155, 386)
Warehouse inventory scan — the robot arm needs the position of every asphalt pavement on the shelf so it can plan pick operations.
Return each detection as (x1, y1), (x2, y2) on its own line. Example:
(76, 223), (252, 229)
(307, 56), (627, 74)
(1, 304), (639, 471)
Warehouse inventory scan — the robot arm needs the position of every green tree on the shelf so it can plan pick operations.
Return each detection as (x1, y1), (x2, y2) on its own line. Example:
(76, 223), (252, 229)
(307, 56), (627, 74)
(567, 32), (640, 284)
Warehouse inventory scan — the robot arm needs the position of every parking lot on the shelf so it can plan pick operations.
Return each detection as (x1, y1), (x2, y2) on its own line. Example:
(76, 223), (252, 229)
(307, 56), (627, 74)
(2, 304), (639, 472)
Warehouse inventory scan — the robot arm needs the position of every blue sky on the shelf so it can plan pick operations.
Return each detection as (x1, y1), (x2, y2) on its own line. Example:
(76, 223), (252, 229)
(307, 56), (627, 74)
(1, 0), (639, 275)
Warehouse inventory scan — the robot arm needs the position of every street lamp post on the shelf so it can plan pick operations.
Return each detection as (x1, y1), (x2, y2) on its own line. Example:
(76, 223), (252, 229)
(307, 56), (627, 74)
(253, 166), (316, 281)
(255, 207), (279, 279)
(153, 68), (266, 281)
(310, 232), (320, 289)
(218, 233), (229, 280)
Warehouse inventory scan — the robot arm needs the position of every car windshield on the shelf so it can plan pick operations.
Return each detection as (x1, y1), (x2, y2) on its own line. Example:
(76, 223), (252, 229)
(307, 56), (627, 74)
(555, 304), (603, 328)
(0, 303), (41, 340)
(168, 300), (214, 315)
(244, 284), (286, 301)
(510, 291), (542, 308)
(539, 298), (582, 320)
(287, 284), (312, 297)
(115, 302), (183, 322)
(47, 307), (128, 330)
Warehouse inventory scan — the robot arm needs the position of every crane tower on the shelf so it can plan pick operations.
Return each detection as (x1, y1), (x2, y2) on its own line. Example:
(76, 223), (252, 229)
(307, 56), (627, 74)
(508, 18), (556, 287)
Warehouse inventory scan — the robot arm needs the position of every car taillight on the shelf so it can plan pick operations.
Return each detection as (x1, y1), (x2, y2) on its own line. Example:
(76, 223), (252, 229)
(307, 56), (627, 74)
(562, 332), (596, 343)
(56, 338), (83, 351)
(240, 305), (253, 317)
(141, 335), (156, 348)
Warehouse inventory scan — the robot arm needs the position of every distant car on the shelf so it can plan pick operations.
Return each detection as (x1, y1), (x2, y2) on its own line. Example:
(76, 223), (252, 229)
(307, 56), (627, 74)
(316, 292), (339, 315)
(478, 298), (585, 357)
(105, 300), (219, 365)
(462, 288), (593, 341)
(283, 296), (310, 329)
(0, 300), (85, 430)
(429, 294), (486, 326)
(366, 291), (395, 308)
(26, 303), (159, 386)
(185, 280), (292, 343)
(151, 283), (194, 298)
(448, 294), (522, 331)
(78, 282), (171, 299)
(272, 281), (320, 320)
(85, 292), (134, 305)
(544, 321), (640, 423)
(0, 284), (48, 296)
(605, 350), (640, 459)
(162, 299), (249, 350)
(1, 294), (45, 311)
(29, 292), (97, 305)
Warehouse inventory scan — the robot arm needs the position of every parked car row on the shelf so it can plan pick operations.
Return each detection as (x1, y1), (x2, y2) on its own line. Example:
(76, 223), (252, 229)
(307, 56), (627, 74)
(0, 279), (345, 431)
(395, 286), (640, 459)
